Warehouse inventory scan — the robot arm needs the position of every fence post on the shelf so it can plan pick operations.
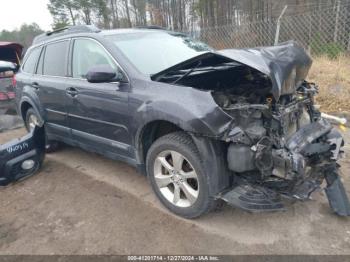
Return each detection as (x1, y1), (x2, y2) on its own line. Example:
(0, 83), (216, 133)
(308, 13), (312, 54)
(274, 5), (288, 45)
(334, 0), (340, 43)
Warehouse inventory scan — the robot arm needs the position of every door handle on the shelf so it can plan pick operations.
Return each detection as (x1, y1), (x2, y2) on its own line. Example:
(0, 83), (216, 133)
(31, 82), (40, 90)
(66, 87), (78, 97)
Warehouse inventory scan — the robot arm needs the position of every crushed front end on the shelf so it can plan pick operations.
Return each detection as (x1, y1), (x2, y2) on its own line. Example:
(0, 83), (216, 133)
(151, 41), (348, 216)
(219, 82), (349, 216)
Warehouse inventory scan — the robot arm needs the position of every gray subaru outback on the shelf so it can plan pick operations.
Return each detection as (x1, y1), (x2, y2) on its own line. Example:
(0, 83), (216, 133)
(10, 25), (349, 218)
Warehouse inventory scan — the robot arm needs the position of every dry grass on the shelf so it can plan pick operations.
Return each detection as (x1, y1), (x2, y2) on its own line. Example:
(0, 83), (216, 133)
(308, 55), (350, 112)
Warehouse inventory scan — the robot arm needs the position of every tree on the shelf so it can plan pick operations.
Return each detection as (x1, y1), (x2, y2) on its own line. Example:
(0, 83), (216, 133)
(123, 0), (132, 27)
(93, 0), (112, 28)
(48, 0), (78, 28)
(110, 0), (120, 28)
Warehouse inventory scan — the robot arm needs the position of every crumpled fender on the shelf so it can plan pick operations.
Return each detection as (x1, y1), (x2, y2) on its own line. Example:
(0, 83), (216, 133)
(132, 84), (234, 141)
(0, 126), (45, 186)
(131, 84), (234, 166)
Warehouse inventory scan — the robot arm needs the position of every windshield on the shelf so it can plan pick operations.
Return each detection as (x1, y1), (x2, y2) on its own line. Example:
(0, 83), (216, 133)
(106, 31), (212, 75)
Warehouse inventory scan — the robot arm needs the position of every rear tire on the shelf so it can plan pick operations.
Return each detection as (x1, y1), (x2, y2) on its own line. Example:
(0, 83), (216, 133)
(146, 132), (217, 218)
(25, 108), (60, 153)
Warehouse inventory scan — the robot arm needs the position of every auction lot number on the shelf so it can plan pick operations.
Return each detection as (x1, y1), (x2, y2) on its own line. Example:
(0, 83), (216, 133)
(128, 256), (219, 261)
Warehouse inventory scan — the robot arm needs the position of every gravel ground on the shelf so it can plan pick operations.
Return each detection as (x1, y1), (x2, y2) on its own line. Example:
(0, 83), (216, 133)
(0, 127), (349, 255)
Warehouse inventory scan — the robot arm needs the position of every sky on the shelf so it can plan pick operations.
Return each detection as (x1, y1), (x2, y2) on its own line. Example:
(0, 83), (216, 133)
(0, 0), (53, 31)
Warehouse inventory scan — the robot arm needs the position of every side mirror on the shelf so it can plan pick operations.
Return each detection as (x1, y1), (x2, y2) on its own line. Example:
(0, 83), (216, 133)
(86, 64), (121, 83)
(0, 61), (17, 74)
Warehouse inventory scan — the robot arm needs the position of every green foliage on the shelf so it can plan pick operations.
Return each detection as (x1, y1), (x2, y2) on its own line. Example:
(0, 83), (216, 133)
(48, 0), (78, 28)
(310, 33), (346, 59)
(52, 20), (71, 30)
(0, 23), (44, 49)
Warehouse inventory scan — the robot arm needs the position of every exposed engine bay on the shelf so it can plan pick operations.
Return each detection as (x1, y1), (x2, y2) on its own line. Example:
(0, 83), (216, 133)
(152, 41), (350, 216)
(219, 80), (349, 216)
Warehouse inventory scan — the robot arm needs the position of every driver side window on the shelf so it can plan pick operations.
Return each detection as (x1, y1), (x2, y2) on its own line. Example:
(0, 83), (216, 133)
(72, 39), (117, 79)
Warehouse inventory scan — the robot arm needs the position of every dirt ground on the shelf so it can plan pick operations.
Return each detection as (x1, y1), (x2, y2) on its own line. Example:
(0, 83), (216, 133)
(308, 56), (350, 113)
(0, 128), (350, 255)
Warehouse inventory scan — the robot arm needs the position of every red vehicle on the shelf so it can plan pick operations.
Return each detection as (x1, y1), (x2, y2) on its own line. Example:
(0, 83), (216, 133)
(0, 42), (22, 108)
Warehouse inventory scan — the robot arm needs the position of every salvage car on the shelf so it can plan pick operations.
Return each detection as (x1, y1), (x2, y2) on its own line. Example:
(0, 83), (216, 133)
(0, 42), (22, 109)
(10, 25), (349, 218)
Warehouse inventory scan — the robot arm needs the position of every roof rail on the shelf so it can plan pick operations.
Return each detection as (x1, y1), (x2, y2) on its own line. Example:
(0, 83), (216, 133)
(135, 25), (168, 30)
(33, 25), (101, 45)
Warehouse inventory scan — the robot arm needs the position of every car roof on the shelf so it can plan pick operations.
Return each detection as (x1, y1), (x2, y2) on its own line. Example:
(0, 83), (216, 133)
(31, 25), (185, 47)
(101, 28), (172, 36)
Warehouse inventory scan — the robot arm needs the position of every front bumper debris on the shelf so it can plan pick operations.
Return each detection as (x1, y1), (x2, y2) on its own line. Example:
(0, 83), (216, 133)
(325, 168), (350, 216)
(0, 126), (45, 186)
(222, 118), (350, 216)
(221, 180), (285, 212)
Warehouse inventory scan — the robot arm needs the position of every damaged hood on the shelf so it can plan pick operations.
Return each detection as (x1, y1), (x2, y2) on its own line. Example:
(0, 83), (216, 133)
(152, 41), (312, 100)
(218, 41), (312, 99)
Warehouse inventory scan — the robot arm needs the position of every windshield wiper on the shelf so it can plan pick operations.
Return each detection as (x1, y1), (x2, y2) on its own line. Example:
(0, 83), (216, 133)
(152, 61), (239, 83)
(172, 61), (202, 84)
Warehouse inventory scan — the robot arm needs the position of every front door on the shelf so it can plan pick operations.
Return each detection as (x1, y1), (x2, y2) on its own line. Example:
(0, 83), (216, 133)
(66, 38), (133, 159)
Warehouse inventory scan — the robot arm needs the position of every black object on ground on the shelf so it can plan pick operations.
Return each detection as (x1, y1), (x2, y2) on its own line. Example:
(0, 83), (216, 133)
(0, 126), (45, 185)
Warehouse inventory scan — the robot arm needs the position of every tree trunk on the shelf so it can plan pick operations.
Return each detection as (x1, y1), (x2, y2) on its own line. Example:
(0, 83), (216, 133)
(110, 0), (119, 28)
(68, 7), (76, 25)
(124, 0), (132, 27)
(334, 0), (341, 42)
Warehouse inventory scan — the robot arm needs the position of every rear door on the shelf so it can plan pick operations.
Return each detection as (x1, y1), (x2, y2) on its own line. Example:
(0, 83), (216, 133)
(66, 38), (133, 159)
(33, 40), (71, 140)
(16, 46), (42, 108)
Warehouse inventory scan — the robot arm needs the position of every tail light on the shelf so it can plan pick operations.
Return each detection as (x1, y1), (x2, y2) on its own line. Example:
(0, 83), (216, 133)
(0, 92), (7, 101)
(12, 75), (17, 88)
(7, 92), (15, 99)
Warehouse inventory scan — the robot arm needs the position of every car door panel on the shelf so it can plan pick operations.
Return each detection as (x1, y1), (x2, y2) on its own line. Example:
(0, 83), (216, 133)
(35, 40), (71, 139)
(35, 76), (69, 128)
(67, 38), (133, 158)
(67, 80), (132, 157)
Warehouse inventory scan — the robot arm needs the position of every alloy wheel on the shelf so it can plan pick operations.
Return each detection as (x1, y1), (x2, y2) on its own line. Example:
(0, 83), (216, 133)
(153, 150), (199, 208)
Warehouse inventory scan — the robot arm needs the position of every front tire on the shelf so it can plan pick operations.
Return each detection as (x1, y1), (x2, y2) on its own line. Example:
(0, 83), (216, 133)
(25, 108), (60, 153)
(146, 132), (216, 218)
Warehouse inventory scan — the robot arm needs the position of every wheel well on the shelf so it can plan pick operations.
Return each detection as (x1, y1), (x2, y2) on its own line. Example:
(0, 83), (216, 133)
(140, 120), (183, 163)
(20, 102), (32, 121)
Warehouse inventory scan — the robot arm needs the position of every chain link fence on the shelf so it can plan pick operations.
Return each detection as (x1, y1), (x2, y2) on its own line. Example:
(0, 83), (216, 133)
(188, 5), (350, 57)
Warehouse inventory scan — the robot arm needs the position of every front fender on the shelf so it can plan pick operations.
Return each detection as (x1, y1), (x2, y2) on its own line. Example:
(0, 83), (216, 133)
(134, 101), (227, 135)
(132, 86), (234, 140)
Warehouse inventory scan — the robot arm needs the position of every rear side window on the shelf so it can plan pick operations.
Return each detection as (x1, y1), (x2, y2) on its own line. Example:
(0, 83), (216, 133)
(43, 41), (69, 77)
(22, 47), (41, 74)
